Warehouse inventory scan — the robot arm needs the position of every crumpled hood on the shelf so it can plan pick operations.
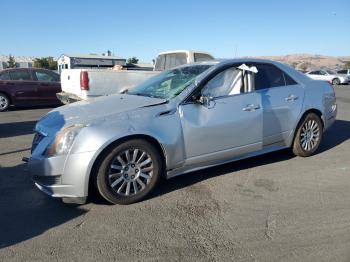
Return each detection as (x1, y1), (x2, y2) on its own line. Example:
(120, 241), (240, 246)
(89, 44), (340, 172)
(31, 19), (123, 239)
(36, 94), (166, 134)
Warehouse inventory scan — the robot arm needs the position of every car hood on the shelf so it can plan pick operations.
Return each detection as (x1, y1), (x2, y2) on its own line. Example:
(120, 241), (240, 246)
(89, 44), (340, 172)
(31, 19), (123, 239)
(36, 94), (166, 134)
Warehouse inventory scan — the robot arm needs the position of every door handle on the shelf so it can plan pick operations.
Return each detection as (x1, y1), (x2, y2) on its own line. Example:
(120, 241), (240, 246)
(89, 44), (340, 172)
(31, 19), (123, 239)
(242, 104), (260, 111)
(285, 94), (298, 101)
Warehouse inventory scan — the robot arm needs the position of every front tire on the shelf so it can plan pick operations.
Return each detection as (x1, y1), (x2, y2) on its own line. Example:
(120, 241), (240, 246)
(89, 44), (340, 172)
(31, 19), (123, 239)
(0, 93), (10, 112)
(332, 78), (340, 85)
(292, 113), (323, 157)
(95, 139), (162, 205)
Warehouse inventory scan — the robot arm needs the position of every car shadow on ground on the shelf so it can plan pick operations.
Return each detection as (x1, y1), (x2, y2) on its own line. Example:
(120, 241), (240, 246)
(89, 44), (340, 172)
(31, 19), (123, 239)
(151, 119), (350, 200)
(0, 121), (37, 138)
(318, 119), (350, 153)
(0, 163), (87, 249)
(6, 104), (59, 112)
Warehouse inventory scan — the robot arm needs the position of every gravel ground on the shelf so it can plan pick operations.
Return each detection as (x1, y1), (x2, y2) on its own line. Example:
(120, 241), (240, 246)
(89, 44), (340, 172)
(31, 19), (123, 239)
(0, 86), (350, 262)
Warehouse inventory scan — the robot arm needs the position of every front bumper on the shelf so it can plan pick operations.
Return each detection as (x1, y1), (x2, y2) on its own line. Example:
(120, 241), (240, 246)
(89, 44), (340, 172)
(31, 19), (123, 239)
(27, 151), (97, 202)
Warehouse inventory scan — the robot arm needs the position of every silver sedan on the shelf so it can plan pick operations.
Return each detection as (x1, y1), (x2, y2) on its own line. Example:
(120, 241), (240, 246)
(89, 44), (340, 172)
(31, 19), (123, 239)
(27, 59), (337, 204)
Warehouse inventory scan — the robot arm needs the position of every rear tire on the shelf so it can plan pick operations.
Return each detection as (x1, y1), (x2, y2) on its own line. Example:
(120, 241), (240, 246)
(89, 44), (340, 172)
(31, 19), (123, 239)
(332, 78), (340, 85)
(0, 93), (10, 112)
(95, 139), (162, 205)
(292, 113), (323, 157)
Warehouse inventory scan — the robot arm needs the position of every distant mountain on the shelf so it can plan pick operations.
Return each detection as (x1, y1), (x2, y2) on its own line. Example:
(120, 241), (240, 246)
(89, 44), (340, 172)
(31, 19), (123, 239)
(248, 54), (350, 71)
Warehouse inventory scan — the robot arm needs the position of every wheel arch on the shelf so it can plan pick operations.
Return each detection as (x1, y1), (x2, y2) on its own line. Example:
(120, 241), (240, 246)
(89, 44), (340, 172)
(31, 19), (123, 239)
(87, 134), (167, 195)
(299, 108), (324, 128)
(290, 108), (324, 147)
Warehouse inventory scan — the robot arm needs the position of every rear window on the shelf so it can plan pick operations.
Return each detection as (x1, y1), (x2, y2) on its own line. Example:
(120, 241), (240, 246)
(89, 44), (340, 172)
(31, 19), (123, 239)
(0, 71), (10, 80)
(155, 53), (188, 71)
(9, 70), (31, 81)
(164, 53), (187, 70)
(194, 53), (214, 62)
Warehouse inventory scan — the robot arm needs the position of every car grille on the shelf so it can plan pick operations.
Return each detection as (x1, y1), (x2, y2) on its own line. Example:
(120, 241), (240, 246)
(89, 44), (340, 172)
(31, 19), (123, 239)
(31, 132), (45, 153)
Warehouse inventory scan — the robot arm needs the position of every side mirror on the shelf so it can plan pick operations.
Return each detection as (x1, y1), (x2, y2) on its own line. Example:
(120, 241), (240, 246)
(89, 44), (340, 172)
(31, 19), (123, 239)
(193, 94), (214, 107)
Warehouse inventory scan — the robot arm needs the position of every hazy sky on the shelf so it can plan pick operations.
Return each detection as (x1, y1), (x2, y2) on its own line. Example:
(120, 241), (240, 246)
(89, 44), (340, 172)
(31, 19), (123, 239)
(1, 0), (349, 61)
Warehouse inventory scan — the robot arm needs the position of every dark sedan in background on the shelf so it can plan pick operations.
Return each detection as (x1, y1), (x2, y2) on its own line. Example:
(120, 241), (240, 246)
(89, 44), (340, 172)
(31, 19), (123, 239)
(0, 68), (61, 111)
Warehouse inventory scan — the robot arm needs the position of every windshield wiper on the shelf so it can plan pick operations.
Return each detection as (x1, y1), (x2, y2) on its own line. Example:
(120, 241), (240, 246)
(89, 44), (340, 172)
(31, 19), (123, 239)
(133, 93), (165, 99)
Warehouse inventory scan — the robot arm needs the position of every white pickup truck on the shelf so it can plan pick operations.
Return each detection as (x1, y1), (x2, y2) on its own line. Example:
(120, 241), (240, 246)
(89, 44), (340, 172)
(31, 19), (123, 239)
(57, 50), (214, 103)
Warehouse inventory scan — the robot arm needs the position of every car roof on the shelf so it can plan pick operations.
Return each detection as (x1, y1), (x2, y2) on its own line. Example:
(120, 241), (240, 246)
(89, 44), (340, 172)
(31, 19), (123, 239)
(176, 58), (312, 84)
(1, 67), (54, 72)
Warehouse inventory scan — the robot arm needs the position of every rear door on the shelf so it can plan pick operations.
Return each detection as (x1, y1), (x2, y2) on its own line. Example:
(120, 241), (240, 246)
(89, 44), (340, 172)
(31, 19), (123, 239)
(253, 63), (304, 147)
(8, 69), (40, 104)
(32, 69), (61, 103)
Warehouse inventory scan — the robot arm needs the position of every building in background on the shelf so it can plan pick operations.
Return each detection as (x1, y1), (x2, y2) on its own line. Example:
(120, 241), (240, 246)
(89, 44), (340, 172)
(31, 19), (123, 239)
(57, 53), (126, 73)
(0, 55), (35, 70)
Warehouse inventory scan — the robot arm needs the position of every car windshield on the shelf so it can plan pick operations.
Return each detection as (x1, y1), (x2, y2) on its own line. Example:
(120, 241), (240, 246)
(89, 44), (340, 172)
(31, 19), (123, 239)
(326, 70), (336, 74)
(127, 65), (212, 100)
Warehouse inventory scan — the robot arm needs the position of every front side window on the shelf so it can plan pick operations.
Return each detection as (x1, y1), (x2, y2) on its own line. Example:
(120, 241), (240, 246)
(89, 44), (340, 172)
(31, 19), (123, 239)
(194, 53), (214, 62)
(0, 71), (10, 80)
(9, 70), (31, 81)
(310, 71), (320, 75)
(201, 67), (243, 98)
(35, 71), (57, 82)
(128, 65), (211, 100)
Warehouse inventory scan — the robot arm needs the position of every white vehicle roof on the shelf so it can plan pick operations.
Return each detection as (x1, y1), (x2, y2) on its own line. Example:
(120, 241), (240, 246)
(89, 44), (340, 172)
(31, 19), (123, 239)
(157, 50), (213, 56)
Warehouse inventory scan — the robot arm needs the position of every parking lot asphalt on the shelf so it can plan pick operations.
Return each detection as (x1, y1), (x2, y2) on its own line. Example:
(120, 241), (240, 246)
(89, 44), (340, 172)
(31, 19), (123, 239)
(1, 87), (350, 262)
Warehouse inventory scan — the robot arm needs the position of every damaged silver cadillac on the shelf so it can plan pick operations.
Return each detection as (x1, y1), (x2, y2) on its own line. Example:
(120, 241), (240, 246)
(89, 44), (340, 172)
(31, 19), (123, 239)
(26, 59), (337, 204)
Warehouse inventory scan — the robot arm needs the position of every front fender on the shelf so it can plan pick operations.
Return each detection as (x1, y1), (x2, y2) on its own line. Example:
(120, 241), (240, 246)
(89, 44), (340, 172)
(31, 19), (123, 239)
(69, 109), (186, 196)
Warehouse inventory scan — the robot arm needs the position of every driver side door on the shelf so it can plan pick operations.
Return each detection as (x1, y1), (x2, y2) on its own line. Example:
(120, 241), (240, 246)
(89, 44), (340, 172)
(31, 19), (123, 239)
(179, 66), (263, 167)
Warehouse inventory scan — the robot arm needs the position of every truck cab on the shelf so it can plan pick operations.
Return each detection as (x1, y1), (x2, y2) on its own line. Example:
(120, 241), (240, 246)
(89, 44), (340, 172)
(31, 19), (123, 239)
(154, 50), (214, 71)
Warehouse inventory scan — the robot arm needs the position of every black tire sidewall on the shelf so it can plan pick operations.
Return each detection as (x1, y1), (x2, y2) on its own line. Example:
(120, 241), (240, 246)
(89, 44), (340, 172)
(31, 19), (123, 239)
(332, 78), (340, 85)
(96, 139), (162, 205)
(0, 93), (10, 111)
(293, 113), (323, 157)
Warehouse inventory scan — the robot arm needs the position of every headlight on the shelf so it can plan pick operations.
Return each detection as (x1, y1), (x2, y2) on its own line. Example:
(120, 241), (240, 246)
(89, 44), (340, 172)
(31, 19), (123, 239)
(45, 125), (85, 157)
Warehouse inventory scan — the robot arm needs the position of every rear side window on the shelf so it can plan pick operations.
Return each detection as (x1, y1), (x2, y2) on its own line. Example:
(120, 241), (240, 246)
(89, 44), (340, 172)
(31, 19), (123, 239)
(9, 70), (31, 81)
(254, 64), (297, 90)
(0, 71), (10, 80)
(337, 70), (346, 74)
(35, 71), (57, 82)
(284, 73), (297, 86)
(194, 53), (214, 62)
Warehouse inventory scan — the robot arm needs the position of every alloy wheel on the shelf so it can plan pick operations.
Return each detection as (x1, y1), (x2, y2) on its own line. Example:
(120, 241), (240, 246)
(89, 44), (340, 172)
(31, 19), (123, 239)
(108, 149), (153, 196)
(0, 95), (9, 110)
(300, 119), (320, 151)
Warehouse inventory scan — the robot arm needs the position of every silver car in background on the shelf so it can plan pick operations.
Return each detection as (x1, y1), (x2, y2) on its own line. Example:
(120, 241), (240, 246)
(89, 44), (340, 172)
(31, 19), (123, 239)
(306, 69), (348, 85)
(27, 59), (337, 204)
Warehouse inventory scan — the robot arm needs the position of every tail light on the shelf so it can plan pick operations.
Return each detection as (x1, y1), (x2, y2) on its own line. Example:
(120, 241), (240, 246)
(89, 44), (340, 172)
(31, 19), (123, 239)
(80, 71), (89, 90)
